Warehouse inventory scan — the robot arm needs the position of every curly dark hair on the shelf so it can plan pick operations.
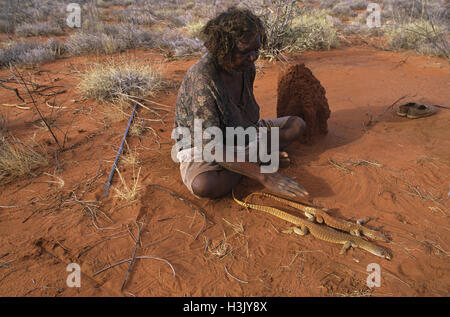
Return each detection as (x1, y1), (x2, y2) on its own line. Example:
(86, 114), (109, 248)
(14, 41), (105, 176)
(200, 7), (266, 68)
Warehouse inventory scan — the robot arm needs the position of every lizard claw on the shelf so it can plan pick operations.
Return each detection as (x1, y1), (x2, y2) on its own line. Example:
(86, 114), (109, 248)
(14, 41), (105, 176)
(357, 218), (371, 225)
(282, 227), (295, 234)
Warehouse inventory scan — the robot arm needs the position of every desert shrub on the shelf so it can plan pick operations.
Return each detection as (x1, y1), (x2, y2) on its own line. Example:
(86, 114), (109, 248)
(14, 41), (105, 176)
(102, 24), (154, 46)
(0, 137), (48, 183)
(192, 0), (234, 19)
(0, 19), (9, 33)
(64, 32), (127, 55)
(341, 21), (385, 37)
(154, 28), (204, 56)
(97, 0), (147, 9)
(329, 3), (358, 19)
(320, 0), (368, 10)
(0, 0), (69, 33)
(290, 9), (340, 51)
(0, 39), (63, 67)
(383, 18), (449, 58)
(239, 0), (340, 58)
(384, 0), (446, 22)
(349, 0), (369, 10)
(263, 0), (298, 58)
(115, 7), (157, 25)
(96, 0), (116, 8)
(319, 0), (369, 14)
(79, 59), (164, 104)
(116, 0), (137, 6)
(66, 22), (202, 58)
(319, 0), (340, 9)
(80, 0), (102, 32)
(181, 1), (196, 10)
(46, 38), (65, 55)
(153, 7), (192, 26)
(15, 22), (64, 37)
(341, 22), (367, 35)
(65, 24), (154, 56)
(239, 0), (298, 59)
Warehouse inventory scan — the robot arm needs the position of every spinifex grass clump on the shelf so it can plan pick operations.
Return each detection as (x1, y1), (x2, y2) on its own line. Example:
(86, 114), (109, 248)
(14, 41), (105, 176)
(0, 137), (48, 183)
(79, 59), (164, 105)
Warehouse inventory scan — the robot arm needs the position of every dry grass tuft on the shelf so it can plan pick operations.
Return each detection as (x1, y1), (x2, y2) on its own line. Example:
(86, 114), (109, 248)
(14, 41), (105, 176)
(184, 20), (206, 38)
(328, 157), (384, 175)
(0, 136), (48, 183)
(120, 143), (140, 167)
(78, 58), (164, 106)
(129, 117), (147, 137)
(113, 166), (142, 201)
(222, 217), (245, 237)
(206, 237), (232, 259)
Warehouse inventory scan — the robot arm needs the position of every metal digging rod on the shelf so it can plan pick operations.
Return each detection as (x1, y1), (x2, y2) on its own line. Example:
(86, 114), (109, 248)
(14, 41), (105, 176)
(102, 102), (138, 198)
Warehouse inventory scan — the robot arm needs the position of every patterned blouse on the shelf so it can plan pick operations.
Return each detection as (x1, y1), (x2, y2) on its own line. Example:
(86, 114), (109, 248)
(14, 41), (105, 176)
(174, 53), (260, 148)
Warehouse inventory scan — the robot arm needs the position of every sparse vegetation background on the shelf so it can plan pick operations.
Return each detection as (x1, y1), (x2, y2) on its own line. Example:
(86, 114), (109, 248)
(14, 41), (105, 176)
(0, 0), (448, 67)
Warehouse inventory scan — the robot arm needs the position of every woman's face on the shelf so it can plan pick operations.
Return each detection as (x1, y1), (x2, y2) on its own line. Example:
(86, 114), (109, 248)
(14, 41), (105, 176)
(229, 33), (261, 73)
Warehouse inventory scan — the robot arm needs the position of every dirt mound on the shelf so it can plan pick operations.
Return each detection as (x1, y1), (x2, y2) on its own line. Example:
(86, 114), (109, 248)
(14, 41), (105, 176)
(277, 63), (331, 143)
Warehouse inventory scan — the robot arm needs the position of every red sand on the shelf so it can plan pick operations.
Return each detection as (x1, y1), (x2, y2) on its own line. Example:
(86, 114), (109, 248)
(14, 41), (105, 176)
(0, 46), (449, 296)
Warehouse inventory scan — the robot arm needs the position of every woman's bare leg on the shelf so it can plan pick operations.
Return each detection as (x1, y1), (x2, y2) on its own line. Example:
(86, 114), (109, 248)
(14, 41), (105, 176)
(191, 116), (306, 199)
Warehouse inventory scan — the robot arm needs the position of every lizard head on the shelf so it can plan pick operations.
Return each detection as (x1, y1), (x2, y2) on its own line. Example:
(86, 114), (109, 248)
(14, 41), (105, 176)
(376, 247), (392, 260)
(364, 231), (390, 242)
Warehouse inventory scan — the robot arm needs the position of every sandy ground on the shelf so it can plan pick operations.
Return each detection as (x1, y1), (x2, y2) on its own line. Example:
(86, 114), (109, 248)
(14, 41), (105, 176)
(0, 45), (449, 297)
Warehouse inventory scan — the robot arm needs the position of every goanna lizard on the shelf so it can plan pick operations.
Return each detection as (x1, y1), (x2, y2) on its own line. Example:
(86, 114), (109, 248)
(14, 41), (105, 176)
(232, 190), (392, 260)
(248, 192), (389, 242)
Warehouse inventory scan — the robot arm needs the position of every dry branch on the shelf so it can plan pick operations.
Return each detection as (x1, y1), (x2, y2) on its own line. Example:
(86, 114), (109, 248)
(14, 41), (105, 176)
(146, 184), (208, 240)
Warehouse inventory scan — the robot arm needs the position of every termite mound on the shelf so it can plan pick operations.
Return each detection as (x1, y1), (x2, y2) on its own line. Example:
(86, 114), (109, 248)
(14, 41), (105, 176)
(277, 63), (331, 143)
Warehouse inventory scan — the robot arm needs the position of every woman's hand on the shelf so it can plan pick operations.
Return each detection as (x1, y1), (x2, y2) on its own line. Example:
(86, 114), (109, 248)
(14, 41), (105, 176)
(260, 172), (309, 198)
(218, 161), (309, 198)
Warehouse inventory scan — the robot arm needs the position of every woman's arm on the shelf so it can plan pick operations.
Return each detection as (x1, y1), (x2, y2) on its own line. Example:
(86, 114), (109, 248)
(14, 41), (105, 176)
(218, 161), (308, 198)
(215, 144), (308, 198)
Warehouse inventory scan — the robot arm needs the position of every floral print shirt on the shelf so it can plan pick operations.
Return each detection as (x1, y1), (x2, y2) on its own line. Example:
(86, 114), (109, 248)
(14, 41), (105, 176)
(174, 53), (260, 148)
